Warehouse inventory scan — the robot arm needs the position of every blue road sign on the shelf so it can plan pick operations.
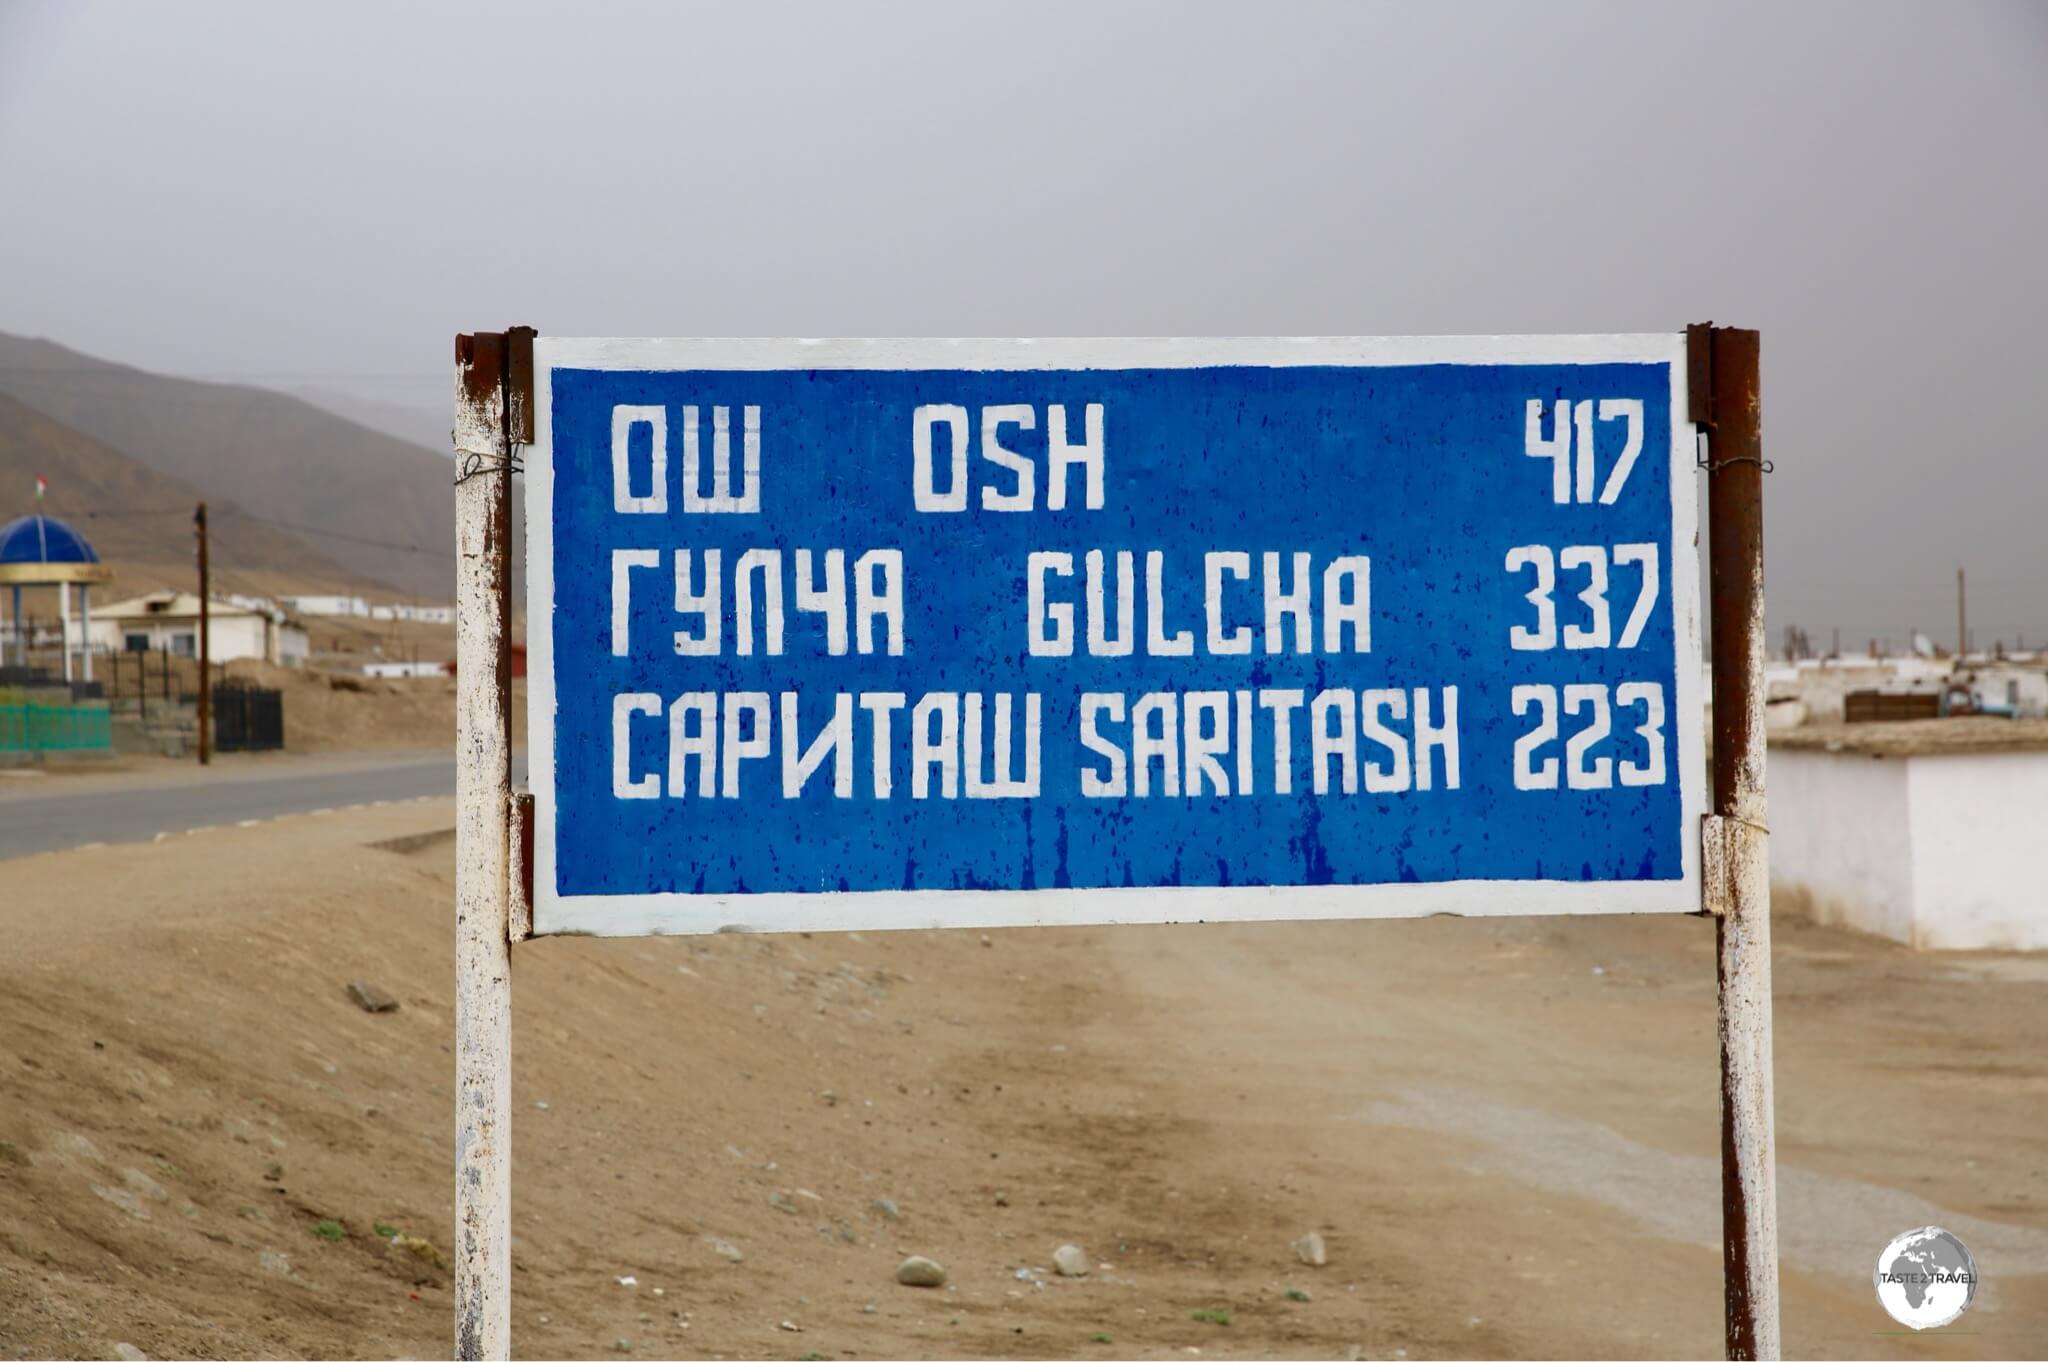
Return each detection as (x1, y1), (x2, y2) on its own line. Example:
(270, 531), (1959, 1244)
(526, 338), (1703, 935)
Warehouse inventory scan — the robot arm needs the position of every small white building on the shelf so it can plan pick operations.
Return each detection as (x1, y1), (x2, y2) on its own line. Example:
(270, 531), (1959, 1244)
(368, 603), (455, 624)
(283, 594), (370, 618)
(89, 591), (310, 667)
(1772, 722), (2048, 950)
(286, 595), (452, 625)
(1954, 663), (2048, 718)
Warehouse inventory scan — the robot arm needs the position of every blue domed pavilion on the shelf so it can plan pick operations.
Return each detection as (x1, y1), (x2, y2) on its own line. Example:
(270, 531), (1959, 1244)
(0, 513), (115, 680)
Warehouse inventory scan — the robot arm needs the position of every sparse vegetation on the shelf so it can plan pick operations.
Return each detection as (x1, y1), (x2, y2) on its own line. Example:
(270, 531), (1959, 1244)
(373, 1221), (400, 1239)
(1190, 1309), (1232, 1326)
(312, 1219), (346, 1242)
(390, 1232), (447, 1270)
(1286, 1287), (1312, 1302)
(1089, 1333), (1113, 1344)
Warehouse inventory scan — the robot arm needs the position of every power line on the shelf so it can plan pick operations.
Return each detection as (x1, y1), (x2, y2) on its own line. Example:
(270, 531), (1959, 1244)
(73, 506), (190, 519)
(222, 508), (455, 560)
(72, 503), (454, 559)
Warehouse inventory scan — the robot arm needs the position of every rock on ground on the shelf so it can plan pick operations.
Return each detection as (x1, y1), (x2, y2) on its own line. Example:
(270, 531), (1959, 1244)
(1294, 1230), (1328, 1267)
(346, 980), (399, 1013)
(895, 1255), (947, 1287)
(1052, 1243), (1089, 1277)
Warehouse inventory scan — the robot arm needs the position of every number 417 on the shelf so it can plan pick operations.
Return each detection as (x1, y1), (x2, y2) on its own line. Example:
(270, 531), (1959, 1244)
(1526, 398), (1644, 505)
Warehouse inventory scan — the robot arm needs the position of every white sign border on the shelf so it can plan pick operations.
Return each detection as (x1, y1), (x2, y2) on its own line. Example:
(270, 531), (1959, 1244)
(527, 335), (1704, 936)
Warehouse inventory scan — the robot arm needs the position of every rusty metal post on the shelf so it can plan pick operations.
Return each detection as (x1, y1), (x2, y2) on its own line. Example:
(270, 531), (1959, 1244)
(453, 331), (515, 1361)
(1694, 324), (1780, 1359)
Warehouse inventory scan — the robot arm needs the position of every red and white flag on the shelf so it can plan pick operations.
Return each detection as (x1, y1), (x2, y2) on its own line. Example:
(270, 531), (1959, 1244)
(34, 473), (47, 501)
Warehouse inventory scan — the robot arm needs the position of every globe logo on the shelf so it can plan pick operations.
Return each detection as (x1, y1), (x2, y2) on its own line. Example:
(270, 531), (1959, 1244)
(1874, 1226), (1977, 1329)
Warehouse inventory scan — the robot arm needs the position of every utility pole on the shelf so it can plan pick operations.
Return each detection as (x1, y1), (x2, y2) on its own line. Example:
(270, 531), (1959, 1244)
(196, 502), (212, 765)
(1956, 567), (1967, 659)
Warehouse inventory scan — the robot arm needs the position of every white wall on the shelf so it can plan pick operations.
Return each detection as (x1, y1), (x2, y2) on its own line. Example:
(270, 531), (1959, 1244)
(1906, 753), (2048, 949)
(1772, 749), (1917, 943)
(92, 614), (271, 664)
(1773, 746), (2048, 950)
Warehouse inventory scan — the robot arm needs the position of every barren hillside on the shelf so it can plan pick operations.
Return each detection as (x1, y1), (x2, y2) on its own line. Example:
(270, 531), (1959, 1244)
(0, 393), (365, 599)
(0, 333), (468, 601)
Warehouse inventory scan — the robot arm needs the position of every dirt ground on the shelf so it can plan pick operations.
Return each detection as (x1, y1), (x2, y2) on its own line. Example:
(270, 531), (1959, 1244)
(1, 804), (2043, 1360)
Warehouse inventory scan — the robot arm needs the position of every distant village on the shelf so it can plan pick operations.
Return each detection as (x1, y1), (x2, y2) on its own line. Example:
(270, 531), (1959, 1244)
(1758, 649), (2048, 725)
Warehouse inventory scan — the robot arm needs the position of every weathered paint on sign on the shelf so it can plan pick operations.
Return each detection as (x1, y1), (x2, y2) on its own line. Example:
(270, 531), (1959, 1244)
(526, 337), (1704, 936)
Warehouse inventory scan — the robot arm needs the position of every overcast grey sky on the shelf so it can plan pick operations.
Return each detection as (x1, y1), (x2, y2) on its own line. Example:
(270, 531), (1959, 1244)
(2, 1), (2043, 649)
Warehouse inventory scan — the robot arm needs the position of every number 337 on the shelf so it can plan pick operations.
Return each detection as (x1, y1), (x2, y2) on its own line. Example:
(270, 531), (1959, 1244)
(1505, 543), (1659, 652)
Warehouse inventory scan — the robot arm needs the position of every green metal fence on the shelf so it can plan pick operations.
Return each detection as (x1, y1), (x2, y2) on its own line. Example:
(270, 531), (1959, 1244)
(0, 703), (114, 754)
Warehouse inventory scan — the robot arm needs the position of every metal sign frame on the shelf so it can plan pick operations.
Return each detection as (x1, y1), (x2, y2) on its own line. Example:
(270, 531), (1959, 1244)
(451, 326), (1779, 1360)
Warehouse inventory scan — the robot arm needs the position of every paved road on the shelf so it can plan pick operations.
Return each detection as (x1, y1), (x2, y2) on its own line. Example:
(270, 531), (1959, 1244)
(0, 752), (526, 860)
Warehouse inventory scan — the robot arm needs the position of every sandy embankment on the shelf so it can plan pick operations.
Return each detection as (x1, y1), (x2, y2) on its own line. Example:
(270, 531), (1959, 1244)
(1, 803), (2044, 1359)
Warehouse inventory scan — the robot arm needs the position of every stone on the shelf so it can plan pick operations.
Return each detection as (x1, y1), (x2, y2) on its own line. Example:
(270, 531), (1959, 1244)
(871, 1198), (901, 1221)
(1294, 1231), (1328, 1267)
(91, 1185), (151, 1220)
(122, 1168), (169, 1202)
(55, 1132), (104, 1160)
(895, 1255), (947, 1288)
(113, 1345), (147, 1361)
(779, 1320), (801, 1332)
(768, 1191), (799, 1214)
(346, 981), (399, 1013)
(1053, 1244), (1089, 1277)
(703, 1235), (744, 1262)
(263, 1163), (284, 1182)
(258, 1248), (292, 1275)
